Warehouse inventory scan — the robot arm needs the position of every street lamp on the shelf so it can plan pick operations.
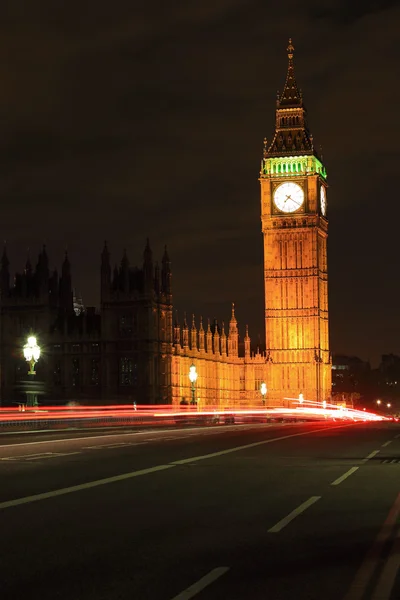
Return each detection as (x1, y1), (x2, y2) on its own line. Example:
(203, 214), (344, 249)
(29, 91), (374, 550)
(376, 399), (381, 406)
(387, 403), (391, 409)
(188, 364), (198, 406)
(23, 336), (41, 407)
(260, 382), (267, 406)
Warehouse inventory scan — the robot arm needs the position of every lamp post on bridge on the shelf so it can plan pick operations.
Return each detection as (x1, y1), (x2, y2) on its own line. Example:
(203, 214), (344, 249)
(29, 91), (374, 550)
(260, 382), (267, 406)
(189, 364), (198, 408)
(22, 335), (41, 408)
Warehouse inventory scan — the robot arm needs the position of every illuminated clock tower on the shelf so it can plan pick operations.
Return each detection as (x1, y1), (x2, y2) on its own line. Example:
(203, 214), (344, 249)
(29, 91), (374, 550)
(260, 39), (331, 404)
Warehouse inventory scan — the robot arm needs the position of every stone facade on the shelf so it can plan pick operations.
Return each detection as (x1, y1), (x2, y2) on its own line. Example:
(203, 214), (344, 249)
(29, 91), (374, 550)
(0, 40), (331, 407)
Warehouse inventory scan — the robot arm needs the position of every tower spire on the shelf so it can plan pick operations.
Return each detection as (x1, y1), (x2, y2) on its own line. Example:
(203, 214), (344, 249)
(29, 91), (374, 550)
(279, 38), (302, 108)
(262, 39), (320, 161)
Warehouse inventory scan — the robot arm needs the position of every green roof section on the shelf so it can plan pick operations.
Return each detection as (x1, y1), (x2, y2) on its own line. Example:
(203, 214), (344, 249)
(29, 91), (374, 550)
(261, 155), (327, 180)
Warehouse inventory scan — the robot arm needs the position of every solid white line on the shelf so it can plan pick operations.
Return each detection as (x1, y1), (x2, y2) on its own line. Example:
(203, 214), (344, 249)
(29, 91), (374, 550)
(0, 423), (273, 449)
(27, 452), (81, 461)
(170, 567), (229, 600)
(268, 496), (321, 533)
(372, 522), (400, 599)
(331, 466), (359, 486)
(381, 440), (392, 448)
(0, 464), (175, 510)
(0, 423), (354, 511)
(343, 492), (400, 600)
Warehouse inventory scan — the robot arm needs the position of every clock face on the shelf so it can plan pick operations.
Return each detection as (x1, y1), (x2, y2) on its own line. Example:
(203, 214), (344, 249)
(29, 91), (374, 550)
(273, 182), (304, 213)
(320, 186), (327, 216)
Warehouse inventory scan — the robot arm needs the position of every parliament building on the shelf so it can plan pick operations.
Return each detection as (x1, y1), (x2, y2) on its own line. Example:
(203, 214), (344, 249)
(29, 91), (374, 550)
(0, 41), (331, 407)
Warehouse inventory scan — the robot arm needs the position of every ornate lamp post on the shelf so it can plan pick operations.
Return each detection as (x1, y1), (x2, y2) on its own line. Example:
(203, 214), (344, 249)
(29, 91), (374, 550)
(260, 382), (267, 406)
(23, 336), (41, 407)
(188, 364), (198, 406)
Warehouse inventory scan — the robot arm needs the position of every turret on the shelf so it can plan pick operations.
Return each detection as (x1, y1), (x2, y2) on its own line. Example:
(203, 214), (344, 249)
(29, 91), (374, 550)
(206, 319), (213, 354)
(221, 321), (227, 357)
(36, 244), (49, 299)
(121, 249), (129, 293)
(154, 262), (160, 295)
(228, 302), (238, 358)
(174, 312), (181, 351)
(182, 313), (189, 350)
(143, 238), (153, 291)
(59, 251), (73, 312)
(191, 314), (197, 351)
(1, 244), (10, 297)
(213, 319), (220, 356)
(101, 241), (111, 299)
(161, 245), (172, 295)
(198, 316), (205, 351)
(244, 324), (251, 358)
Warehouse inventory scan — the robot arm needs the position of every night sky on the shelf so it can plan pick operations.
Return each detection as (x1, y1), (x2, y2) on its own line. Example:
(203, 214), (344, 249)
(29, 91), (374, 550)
(1, 1), (399, 366)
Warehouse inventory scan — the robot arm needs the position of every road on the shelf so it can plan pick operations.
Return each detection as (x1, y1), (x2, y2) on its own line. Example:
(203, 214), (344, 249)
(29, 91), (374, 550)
(0, 420), (399, 600)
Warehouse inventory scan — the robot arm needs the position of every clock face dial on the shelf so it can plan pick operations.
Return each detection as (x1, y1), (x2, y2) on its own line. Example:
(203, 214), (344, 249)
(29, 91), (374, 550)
(273, 182), (304, 213)
(320, 186), (327, 216)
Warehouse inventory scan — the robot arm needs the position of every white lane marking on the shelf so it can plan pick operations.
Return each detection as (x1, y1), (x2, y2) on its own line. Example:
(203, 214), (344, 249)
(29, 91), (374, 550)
(365, 450), (380, 460)
(343, 491), (400, 600)
(395, 434), (400, 439)
(0, 424), (354, 510)
(1, 452), (53, 461)
(0, 464), (175, 510)
(171, 424), (355, 466)
(331, 466), (359, 486)
(268, 496), (321, 533)
(381, 440), (392, 448)
(2, 451), (81, 462)
(0, 423), (275, 450)
(372, 520), (400, 599)
(27, 452), (81, 461)
(170, 567), (229, 600)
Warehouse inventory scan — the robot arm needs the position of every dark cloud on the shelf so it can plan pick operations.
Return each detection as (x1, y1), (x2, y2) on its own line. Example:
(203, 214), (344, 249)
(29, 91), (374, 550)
(0, 1), (399, 365)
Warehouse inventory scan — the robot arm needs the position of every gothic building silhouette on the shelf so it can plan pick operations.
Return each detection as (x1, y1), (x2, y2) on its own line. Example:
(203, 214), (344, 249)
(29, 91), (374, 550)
(0, 40), (330, 406)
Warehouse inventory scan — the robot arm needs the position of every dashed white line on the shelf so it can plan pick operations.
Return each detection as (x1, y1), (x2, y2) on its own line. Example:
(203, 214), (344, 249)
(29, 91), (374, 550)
(331, 466), (359, 486)
(268, 496), (321, 533)
(170, 567), (229, 600)
(382, 440), (392, 448)
(0, 424), (353, 510)
(361, 450), (380, 463)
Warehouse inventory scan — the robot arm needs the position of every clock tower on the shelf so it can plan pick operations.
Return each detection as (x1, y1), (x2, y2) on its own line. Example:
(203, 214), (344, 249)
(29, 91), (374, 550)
(260, 40), (331, 405)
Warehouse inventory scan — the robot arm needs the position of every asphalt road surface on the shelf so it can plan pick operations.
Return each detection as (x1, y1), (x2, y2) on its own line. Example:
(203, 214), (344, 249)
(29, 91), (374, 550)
(0, 420), (399, 600)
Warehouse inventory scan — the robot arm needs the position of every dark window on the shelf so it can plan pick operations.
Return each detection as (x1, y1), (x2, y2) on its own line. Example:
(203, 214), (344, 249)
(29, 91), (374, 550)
(91, 343), (99, 352)
(72, 358), (80, 387)
(119, 315), (133, 336)
(54, 361), (62, 386)
(72, 344), (81, 353)
(120, 357), (132, 385)
(90, 358), (99, 386)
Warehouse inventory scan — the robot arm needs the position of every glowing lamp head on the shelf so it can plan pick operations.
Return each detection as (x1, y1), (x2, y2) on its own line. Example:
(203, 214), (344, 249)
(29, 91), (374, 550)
(260, 382), (267, 396)
(23, 336), (41, 364)
(188, 364), (198, 383)
(377, 399), (381, 405)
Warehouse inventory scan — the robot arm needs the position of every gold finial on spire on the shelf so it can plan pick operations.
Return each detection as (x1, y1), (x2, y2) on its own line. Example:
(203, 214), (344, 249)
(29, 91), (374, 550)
(287, 38), (294, 59)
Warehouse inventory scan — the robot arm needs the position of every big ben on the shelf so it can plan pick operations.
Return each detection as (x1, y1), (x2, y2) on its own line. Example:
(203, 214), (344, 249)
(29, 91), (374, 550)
(260, 40), (331, 405)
